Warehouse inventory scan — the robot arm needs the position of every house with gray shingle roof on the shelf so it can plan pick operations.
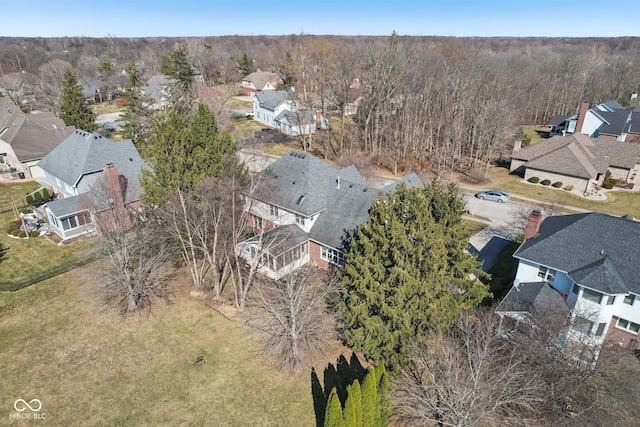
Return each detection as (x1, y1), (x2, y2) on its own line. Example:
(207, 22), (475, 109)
(252, 90), (325, 136)
(37, 130), (145, 241)
(0, 102), (75, 179)
(237, 150), (421, 279)
(510, 210), (640, 359)
(510, 133), (640, 195)
(550, 100), (640, 143)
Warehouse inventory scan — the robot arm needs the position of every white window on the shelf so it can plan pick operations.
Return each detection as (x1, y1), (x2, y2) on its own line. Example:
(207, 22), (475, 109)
(606, 295), (615, 305)
(270, 205), (279, 217)
(295, 214), (306, 227)
(537, 266), (556, 282)
(595, 322), (607, 337)
(581, 288), (603, 304)
(571, 316), (594, 335)
(616, 318), (640, 334)
(624, 294), (636, 305)
(253, 215), (263, 229)
(321, 246), (344, 267)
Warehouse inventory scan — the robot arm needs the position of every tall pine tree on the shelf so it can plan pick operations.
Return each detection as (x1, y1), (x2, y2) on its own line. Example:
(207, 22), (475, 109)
(324, 388), (344, 427)
(338, 179), (489, 368)
(121, 62), (153, 147)
(140, 103), (240, 204)
(58, 69), (95, 131)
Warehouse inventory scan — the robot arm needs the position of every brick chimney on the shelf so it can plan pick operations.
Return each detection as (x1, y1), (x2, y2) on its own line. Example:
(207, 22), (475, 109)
(104, 163), (124, 210)
(575, 102), (590, 134)
(524, 209), (543, 241)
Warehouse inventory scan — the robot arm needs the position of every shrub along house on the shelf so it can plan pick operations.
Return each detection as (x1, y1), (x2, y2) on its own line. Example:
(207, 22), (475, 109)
(509, 133), (640, 195)
(37, 130), (144, 242)
(237, 151), (421, 279)
(503, 210), (640, 363)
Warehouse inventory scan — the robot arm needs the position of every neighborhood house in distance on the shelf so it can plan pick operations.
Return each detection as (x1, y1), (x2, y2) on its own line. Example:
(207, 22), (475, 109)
(237, 150), (421, 280)
(498, 209), (640, 363)
(0, 102), (75, 180)
(37, 130), (145, 242)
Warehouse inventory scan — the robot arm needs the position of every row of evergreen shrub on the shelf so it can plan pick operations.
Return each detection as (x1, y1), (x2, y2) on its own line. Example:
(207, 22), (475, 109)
(528, 177), (563, 188)
(25, 188), (51, 206)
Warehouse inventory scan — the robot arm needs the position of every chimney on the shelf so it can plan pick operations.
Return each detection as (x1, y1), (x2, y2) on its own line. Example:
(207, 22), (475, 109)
(524, 209), (542, 241)
(104, 163), (124, 210)
(576, 102), (590, 135)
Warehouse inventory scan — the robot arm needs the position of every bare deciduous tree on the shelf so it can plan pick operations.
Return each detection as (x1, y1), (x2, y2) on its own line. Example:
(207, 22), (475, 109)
(91, 171), (173, 315)
(394, 310), (545, 427)
(248, 266), (340, 369)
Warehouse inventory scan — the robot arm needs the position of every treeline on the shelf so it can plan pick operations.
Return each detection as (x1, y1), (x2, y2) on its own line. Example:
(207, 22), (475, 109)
(1, 34), (639, 177)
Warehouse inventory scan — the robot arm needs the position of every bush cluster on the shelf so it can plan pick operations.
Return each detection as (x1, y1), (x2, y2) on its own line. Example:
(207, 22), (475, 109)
(528, 176), (539, 183)
(541, 179), (551, 186)
(552, 181), (563, 188)
(603, 170), (618, 189)
(6, 220), (22, 234)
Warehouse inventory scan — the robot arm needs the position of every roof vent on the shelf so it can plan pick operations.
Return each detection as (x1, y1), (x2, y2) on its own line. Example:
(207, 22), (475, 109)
(296, 194), (306, 205)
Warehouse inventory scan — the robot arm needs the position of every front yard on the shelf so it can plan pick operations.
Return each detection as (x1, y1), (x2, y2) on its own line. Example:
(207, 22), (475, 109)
(487, 167), (640, 218)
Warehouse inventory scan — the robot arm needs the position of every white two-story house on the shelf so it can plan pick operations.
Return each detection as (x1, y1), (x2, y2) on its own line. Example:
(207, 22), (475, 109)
(506, 210), (640, 361)
(251, 90), (325, 136)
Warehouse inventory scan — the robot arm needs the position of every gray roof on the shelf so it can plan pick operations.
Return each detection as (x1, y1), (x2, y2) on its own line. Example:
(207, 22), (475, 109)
(496, 281), (569, 316)
(46, 193), (91, 217)
(0, 105), (74, 162)
(275, 109), (315, 126)
(514, 213), (640, 295)
(253, 90), (291, 111)
(511, 134), (640, 179)
(79, 76), (107, 99)
(38, 130), (145, 204)
(252, 150), (423, 250)
(244, 223), (309, 257)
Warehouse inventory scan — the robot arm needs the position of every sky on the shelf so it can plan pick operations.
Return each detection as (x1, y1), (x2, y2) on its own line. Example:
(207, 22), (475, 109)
(2, 0), (640, 38)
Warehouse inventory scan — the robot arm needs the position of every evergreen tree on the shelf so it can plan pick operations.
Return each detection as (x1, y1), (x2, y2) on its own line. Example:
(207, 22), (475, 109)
(360, 369), (378, 427)
(121, 62), (153, 147)
(375, 364), (391, 427)
(349, 380), (363, 427)
(324, 388), (344, 427)
(343, 384), (357, 427)
(338, 179), (489, 368)
(236, 53), (252, 76)
(58, 69), (95, 131)
(160, 44), (195, 109)
(141, 103), (240, 204)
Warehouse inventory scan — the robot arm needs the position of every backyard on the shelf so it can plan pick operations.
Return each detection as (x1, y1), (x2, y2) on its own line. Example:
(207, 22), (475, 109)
(0, 182), (98, 290)
(0, 270), (317, 426)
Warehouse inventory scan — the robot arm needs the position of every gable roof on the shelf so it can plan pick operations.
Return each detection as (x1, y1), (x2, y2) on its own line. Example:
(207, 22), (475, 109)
(0, 105), (74, 162)
(514, 213), (640, 295)
(511, 134), (640, 178)
(251, 150), (423, 250)
(37, 130), (145, 203)
(242, 71), (280, 91)
(253, 90), (291, 111)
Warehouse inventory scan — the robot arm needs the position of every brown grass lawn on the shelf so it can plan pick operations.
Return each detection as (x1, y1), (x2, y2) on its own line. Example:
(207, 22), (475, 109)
(0, 268), (317, 426)
(1, 182), (98, 286)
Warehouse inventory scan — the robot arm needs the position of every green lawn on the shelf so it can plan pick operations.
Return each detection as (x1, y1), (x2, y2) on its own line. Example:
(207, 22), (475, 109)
(0, 270), (316, 426)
